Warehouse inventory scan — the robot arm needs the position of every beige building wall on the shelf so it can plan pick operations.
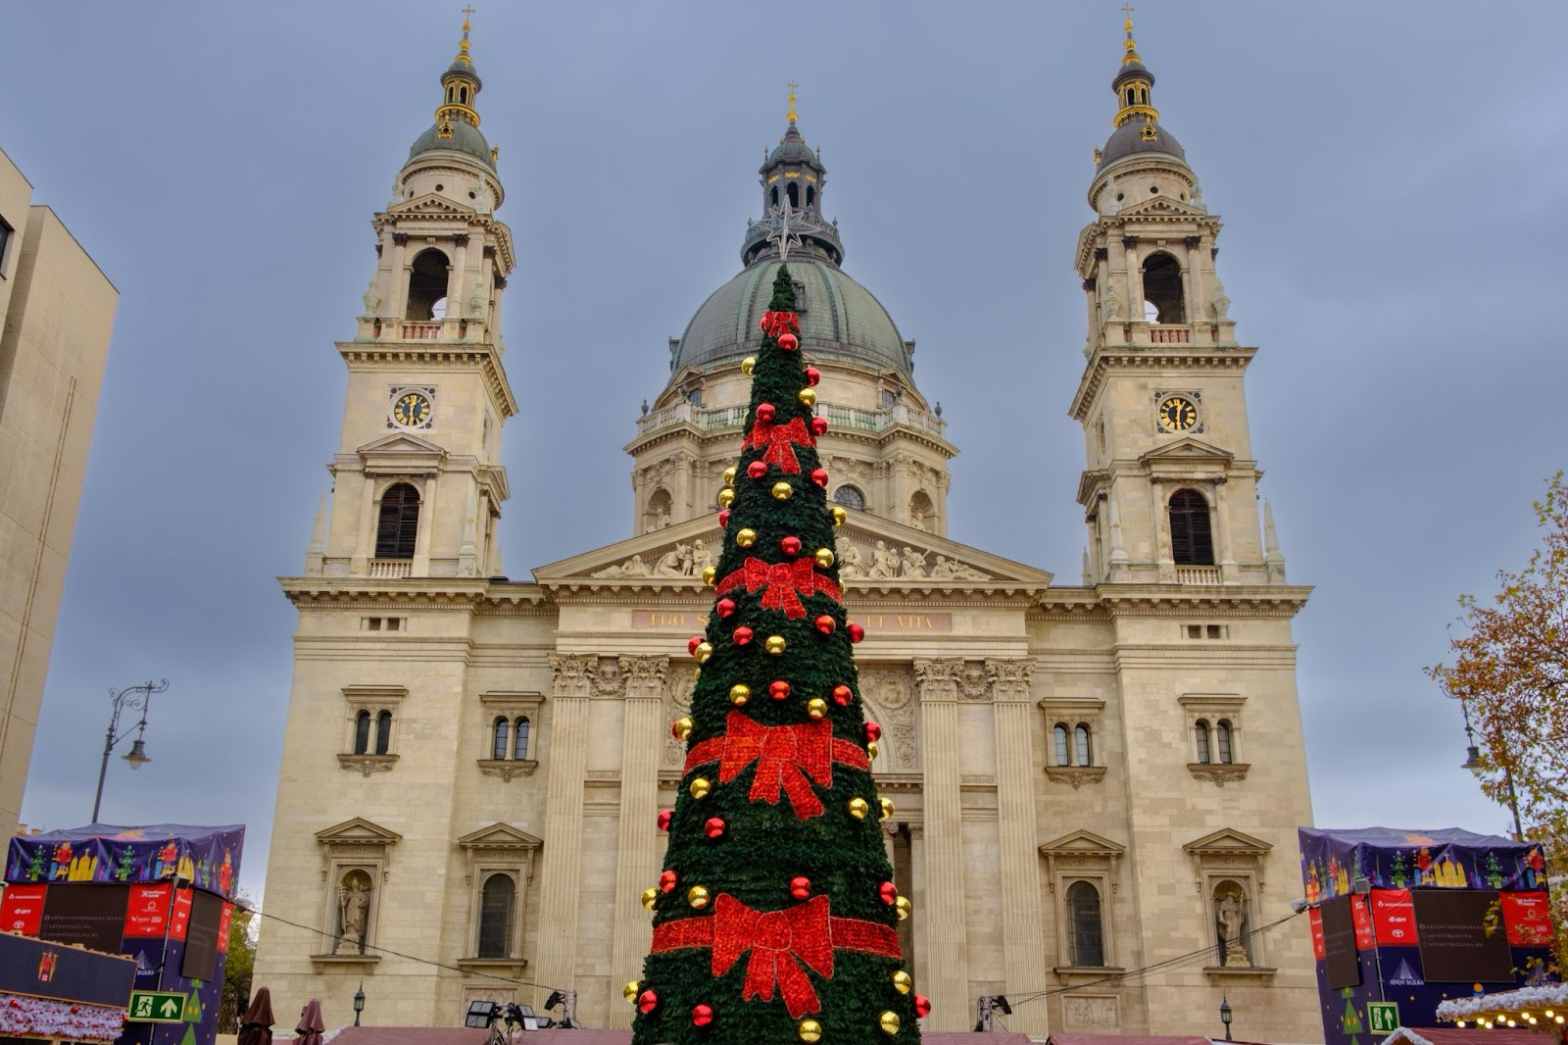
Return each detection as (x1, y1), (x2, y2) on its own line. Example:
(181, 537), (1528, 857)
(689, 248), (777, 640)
(0, 146), (117, 840)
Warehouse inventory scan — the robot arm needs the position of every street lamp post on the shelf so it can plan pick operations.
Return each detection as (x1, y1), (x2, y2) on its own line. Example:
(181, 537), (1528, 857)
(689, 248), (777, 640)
(91, 679), (168, 823)
(1457, 699), (1524, 841)
(353, 984), (365, 1026)
(1219, 995), (1233, 1041)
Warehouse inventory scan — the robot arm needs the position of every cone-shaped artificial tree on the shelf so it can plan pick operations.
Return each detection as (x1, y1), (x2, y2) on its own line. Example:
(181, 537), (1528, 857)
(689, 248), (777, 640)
(629, 267), (926, 1044)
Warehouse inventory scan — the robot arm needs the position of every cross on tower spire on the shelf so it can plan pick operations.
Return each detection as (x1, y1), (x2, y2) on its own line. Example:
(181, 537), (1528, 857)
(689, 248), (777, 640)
(787, 81), (798, 125)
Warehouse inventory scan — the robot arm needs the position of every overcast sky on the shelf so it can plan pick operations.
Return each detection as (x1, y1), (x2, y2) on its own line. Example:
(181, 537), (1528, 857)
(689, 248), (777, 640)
(7, 2), (1564, 906)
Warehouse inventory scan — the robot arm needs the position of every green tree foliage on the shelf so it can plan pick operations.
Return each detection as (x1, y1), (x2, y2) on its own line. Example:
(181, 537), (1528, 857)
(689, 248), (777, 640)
(218, 897), (257, 1034)
(1430, 472), (1568, 970)
(630, 267), (922, 1044)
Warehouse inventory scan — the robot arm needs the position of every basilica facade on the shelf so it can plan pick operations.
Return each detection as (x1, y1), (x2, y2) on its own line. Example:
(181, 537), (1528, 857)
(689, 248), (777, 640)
(254, 17), (1319, 1041)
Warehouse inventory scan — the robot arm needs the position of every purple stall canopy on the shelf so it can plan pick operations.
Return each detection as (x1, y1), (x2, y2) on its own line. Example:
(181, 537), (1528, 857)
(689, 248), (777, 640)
(6, 823), (244, 899)
(1299, 826), (1547, 902)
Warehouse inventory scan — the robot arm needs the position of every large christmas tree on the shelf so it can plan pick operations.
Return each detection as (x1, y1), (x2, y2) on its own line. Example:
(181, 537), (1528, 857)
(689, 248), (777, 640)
(628, 264), (925, 1044)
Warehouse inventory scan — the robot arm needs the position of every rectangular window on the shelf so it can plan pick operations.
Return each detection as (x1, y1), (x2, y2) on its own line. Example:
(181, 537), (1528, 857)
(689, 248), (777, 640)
(364, 617), (382, 631)
(0, 216), (11, 275)
(1206, 624), (1224, 639)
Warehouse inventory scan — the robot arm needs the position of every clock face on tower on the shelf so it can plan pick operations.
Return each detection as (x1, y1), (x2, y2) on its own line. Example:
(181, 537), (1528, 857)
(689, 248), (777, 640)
(1157, 394), (1199, 433)
(391, 390), (433, 429)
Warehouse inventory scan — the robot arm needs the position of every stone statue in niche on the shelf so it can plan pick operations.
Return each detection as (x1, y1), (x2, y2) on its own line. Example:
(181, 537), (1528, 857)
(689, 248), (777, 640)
(1215, 890), (1251, 967)
(1103, 279), (1123, 322)
(361, 280), (380, 317)
(468, 279), (486, 318)
(335, 875), (372, 954)
(1211, 277), (1231, 321)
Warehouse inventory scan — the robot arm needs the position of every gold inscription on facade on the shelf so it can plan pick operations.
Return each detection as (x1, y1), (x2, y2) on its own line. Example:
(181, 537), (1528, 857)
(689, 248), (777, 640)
(632, 610), (695, 629)
(848, 613), (953, 632)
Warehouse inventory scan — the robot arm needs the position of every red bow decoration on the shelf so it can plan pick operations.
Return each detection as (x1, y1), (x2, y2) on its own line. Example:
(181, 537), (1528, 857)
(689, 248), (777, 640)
(717, 557), (840, 620)
(760, 310), (800, 338)
(651, 893), (901, 1018)
(742, 416), (815, 475)
(686, 711), (869, 819)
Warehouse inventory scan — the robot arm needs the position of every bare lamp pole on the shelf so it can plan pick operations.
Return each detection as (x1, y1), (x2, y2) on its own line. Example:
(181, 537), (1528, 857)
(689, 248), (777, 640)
(92, 679), (167, 823)
(1444, 684), (1524, 841)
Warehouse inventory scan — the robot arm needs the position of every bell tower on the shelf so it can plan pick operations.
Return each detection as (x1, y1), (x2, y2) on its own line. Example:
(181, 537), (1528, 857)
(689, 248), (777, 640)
(1069, 12), (1285, 587)
(306, 13), (517, 581)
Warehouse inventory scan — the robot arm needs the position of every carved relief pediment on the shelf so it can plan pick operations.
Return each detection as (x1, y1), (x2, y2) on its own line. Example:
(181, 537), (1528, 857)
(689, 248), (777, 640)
(1183, 828), (1272, 857)
(1116, 196), (1209, 220)
(457, 823), (543, 852)
(1139, 436), (1233, 466)
(315, 817), (403, 847)
(388, 193), (474, 219)
(1040, 829), (1127, 858)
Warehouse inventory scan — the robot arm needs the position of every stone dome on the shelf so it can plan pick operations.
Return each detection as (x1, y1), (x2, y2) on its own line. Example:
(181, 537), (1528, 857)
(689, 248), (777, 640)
(1100, 118), (1186, 169)
(671, 258), (911, 379)
(408, 119), (494, 171)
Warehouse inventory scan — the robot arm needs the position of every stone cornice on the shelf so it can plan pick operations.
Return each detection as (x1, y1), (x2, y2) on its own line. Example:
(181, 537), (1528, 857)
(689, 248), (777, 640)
(623, 419), (957, 461)
(337, 341), (518, 419)
(1080, 583), (1312, 617)
(1069, 345), (1256, 422)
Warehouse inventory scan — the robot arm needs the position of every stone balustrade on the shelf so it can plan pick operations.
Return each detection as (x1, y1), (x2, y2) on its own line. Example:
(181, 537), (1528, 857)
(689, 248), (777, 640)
(636, 398), (946, 439)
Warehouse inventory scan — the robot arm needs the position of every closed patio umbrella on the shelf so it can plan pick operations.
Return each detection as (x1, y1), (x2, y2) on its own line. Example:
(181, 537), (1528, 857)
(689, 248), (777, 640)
(236, 986), (274, 1045)
(294, 998), (325, 1045)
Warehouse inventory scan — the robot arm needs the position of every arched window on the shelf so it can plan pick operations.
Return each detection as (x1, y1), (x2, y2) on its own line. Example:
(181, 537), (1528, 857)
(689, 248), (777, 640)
(1168, 489), (1214, 566)
(354, 711), (371, 755)
(492, 717), (510, 761)
(1194, 719), (1211, 764)
(375, 483), (421, 560)
(770, 186), (779, 208)
(1074, 724), (1093, 767)
(476, 873), (516, 959)
(1141, 252), (1186, 323)
(1125, 87), (1136, 107)
(374, 711), (392, 755)
(405, 248), (449, 321)
(786, 182), (800, 209)
(1216, 720), (1234, 764)
(1066, 881), (1105, 967)
(513, 717), (531, 760)
(459, 86), (469, 104)
(833, 485), (866, 512)
(1053, 724), (1070, 767)
(806, 185), (816, 209)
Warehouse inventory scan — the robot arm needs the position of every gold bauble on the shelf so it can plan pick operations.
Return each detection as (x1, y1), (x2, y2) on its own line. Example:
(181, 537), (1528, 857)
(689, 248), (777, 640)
(741, 356), (757, 375)
(866, 740), (879, 759)
(624, 980), (641, 1004)
(814, 547), (834, 568)
(848, 797), (870, 819)
(722, 466), (737, 485)
(717, 488), (735, 508)
(641, 887), (660, 910)
(730, 683), (752, 705)
(701, 565), (717, 587)
(878, 797), (895, 820)
(798, 387), (818, 408)
(894, 895), (912, 920)
(830, 505), (847, 527)
(687, 885), (711, 909)
(690, 777), (712, 799)
(694, 642), (713, 664)
(798, 1019), (823, 1043)
(672, 716), (693, 740)
(806, 698), (828, 719)
(879, 1011), (901, 1035)
(891, 970), (912, 995)
(764, 635), (786, 655)
(735, 528), (758, 548)
(772, 481), (793, 500)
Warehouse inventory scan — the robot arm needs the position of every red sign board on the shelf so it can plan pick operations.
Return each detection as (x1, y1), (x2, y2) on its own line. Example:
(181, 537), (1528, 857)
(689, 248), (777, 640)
(168, 888), (192, 941)
(124, 883), (173, 938)
(1502, 891), (1555, 948)
(0, 884), (47, 936)
(1309, 907), (1325, 960)
(1350, 893), (1375, 950)
(1370, 888), (1419, 946)
(217, 903), (234, 953)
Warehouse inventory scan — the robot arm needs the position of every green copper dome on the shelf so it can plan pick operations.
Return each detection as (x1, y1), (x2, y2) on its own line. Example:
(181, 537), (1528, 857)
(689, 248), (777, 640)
(671, 258), (911, 379)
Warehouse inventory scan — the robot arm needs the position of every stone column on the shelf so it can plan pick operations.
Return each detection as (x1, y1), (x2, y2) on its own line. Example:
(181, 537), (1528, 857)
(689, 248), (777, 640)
(1124, 236), (1145, 333)
(882, 822), (899, 867)
(1183, 235), (1204, 328)
(351, 474), (376, 575)
(388, 233), (409, 322)
(445, 234), (469, 338)
(908, 824), (928, 999)
(532, 654), (596, 995)
(988, 660), (1050, 1038)
(913, 659), (969, 1031)
(1151, 477), (1175, 582)
(412, 474), (438, 576)
(1214, 477), (1237, 582)
(1082, 277), (1098, 355)
(490, 272), (506, 347)
(608, 657), (668, 1025)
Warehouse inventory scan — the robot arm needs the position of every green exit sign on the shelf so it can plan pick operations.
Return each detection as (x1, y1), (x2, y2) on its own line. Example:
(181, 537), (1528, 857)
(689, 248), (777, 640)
(128, 990), (189, 1023)
(1367, 1000), (1400, 1034)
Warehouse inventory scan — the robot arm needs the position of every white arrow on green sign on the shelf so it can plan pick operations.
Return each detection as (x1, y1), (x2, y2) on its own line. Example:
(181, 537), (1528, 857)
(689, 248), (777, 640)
(127, 990), (190, 1023)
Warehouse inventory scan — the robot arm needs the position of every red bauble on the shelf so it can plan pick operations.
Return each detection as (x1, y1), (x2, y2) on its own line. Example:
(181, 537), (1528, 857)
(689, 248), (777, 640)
(756, 403), (777, 422)
(691, 1004), (714, 1028)
(687, 635), (704, 656)
(747, 460), (768, 480)
(811, 416), (829, 436)
(866, 721), (882, 743)
(657, 810), (673, 831)
(733, 626), (754, 645)
(832, 684), (853, 705)
(718, 508), (731, 527)
(879, 881), (898, 905)
(810, 467), (829, 488)
(778, 332), (799, 351)
(805, 366), (821, 386)
(848, 622), (866, 643)
(704, 817), (727, 839)
(659, 869), (678, 893)
(716, 598), (736, 618)
(638, 989), (659, 1015)
(914, 995), (931, 1018)
(781, 535), (802, 556)
(815, 614), (836, 636)
(769, 680), (792, 701)
(790, 876), (812, 899)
